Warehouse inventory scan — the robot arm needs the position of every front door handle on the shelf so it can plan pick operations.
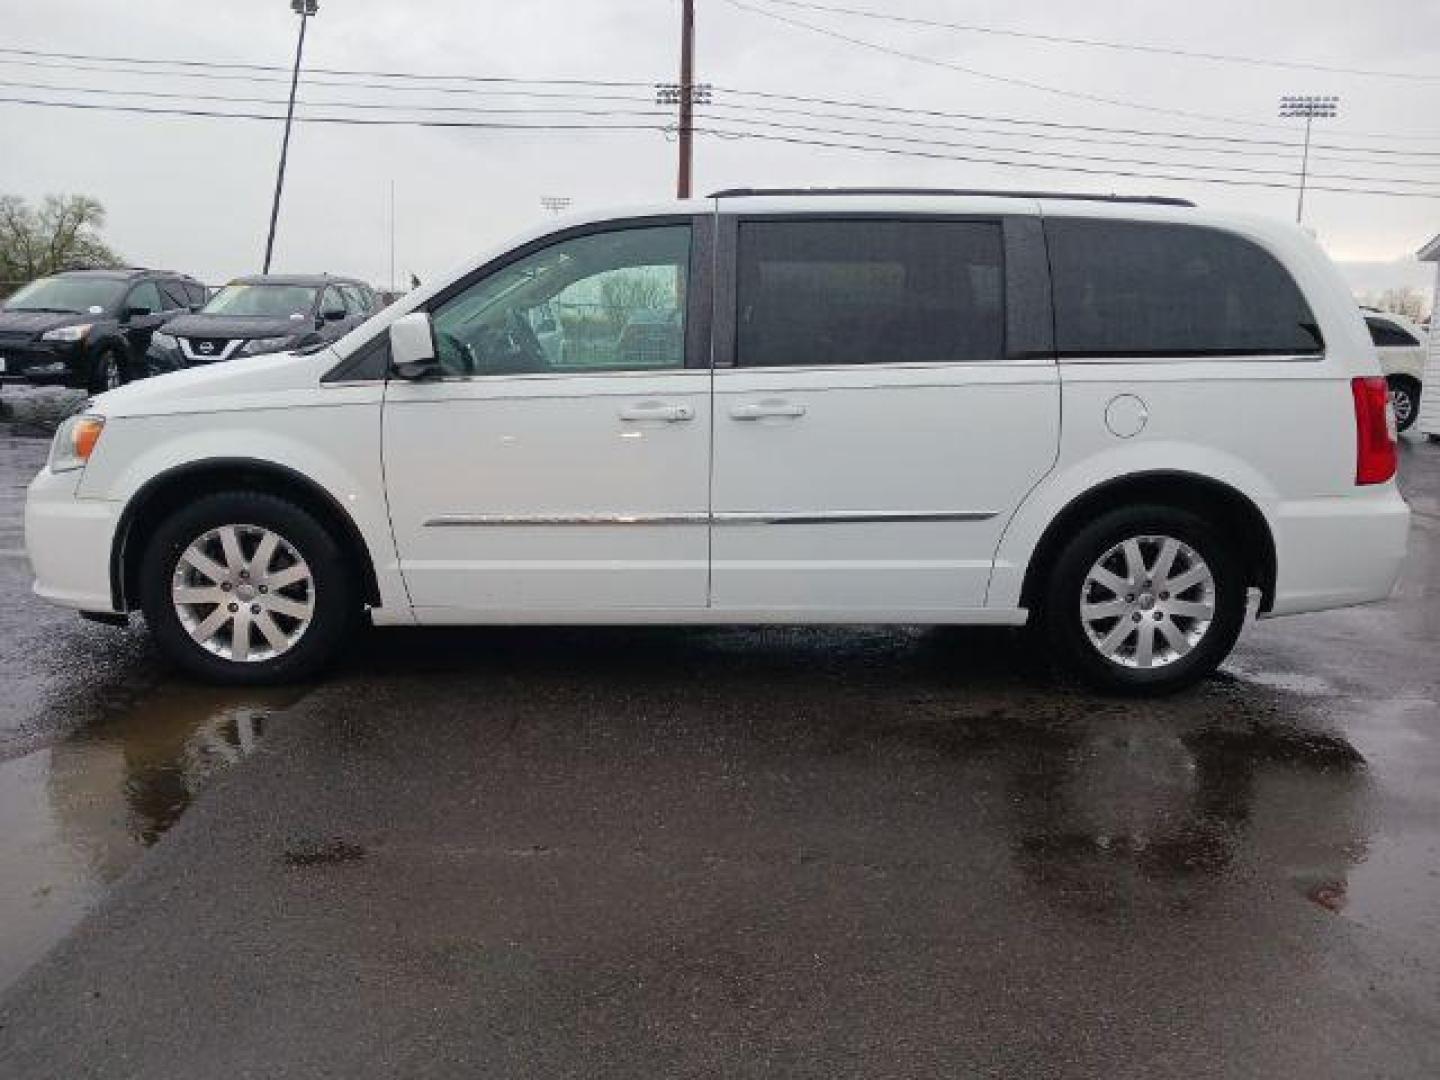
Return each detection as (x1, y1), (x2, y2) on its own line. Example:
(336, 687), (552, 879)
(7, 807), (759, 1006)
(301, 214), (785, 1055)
(729, 400), (807, 421)
(619, 401), (695, 423)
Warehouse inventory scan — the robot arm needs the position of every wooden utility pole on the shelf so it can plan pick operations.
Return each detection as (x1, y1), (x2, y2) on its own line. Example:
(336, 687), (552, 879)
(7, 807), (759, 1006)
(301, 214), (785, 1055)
(677, 0), (695, 199)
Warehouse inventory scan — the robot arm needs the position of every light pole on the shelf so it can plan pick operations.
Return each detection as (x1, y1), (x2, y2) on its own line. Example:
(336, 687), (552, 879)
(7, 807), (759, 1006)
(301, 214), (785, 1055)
(263, 0), (318, 273)
(1279, 95), (1338, 225)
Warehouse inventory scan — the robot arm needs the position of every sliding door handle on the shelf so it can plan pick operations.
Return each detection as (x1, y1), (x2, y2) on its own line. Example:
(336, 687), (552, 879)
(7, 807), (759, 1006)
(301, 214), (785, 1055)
(729, 400), (807, 421)
(619, 402), (695, 423)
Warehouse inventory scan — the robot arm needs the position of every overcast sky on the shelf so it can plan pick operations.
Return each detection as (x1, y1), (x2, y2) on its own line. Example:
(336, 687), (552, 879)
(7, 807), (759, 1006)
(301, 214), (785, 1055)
(1, 0), (1436, 298)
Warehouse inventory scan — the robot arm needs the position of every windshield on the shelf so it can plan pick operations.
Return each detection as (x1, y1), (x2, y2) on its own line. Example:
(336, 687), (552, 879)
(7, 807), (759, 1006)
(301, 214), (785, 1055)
(4, 276), (127, 314)
(203, 284), (318, 319)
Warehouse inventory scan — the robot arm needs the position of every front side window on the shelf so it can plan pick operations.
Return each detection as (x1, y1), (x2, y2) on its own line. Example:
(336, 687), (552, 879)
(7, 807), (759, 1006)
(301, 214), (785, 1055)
(430, 225), (691, 377)
(736, 219), (1005, 368)
(3, 275), (127, 314)
(160, 280), (192, 310)
(1365, 316), (1420, 348)
(204, 284), (318, 319)
(126, 280), (162, 315)
(1047, 219), (1323, 357)
(340, 285), (369, 317)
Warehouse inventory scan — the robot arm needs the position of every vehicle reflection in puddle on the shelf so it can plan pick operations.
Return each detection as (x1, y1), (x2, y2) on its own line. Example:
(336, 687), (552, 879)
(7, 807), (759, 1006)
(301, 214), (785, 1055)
(0, 684), (304, 992)
(1002, 715), (1370, 914)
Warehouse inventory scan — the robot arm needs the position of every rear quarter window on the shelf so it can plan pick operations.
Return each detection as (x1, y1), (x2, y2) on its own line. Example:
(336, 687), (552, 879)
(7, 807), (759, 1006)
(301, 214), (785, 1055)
(1046, 219), (1323, 357)
(1365, 317), (1420, 348)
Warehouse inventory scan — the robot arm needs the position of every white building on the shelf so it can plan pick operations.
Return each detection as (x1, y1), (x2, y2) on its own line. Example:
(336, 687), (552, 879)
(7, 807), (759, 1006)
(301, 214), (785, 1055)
(1419, 233), (1440, 440)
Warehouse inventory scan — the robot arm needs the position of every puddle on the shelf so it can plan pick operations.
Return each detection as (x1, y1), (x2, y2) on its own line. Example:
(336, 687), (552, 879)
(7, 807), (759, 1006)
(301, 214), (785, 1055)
(0, 683), (304, 993)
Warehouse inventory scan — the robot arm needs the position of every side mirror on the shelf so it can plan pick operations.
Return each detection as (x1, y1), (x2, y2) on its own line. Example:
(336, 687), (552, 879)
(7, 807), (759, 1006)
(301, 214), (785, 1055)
(125, 305), (153, 321)
(389, 311), (440, 379)
(323, 307), (347, 322)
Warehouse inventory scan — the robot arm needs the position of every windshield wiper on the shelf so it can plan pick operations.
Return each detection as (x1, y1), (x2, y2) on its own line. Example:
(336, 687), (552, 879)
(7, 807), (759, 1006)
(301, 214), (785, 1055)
(9, 306), (79, 314)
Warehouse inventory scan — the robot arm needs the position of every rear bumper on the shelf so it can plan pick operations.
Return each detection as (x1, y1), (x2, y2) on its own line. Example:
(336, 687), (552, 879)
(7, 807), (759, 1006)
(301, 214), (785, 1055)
(25, 465), (123, 614)
(1265, 487), (1410, 617)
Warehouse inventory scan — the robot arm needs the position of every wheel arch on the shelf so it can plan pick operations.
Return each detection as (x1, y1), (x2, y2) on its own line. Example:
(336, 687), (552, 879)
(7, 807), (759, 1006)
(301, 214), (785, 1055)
(112, 457), (382, 612)
(1017, 470), (1278, 616)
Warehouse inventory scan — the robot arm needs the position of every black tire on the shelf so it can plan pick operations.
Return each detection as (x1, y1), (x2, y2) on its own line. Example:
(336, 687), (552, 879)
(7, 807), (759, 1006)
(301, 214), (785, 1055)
(1040, 504), (1247, 695)
(1387, 376), (1420, 434)
(139, 491), (358, 685)
(88, 346), (125, 395)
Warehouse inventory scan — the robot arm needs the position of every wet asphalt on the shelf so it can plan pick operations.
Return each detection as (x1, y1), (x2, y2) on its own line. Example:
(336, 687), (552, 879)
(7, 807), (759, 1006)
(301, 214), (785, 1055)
(0, 385), (1437, 1077)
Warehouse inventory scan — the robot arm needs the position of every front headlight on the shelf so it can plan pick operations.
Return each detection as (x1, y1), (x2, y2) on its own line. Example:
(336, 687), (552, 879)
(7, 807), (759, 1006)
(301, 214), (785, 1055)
(151, 331), (178, 350)
(238, 336), (295, 357)
(49, 414), (106, 473)
(41, 323), (92, 343)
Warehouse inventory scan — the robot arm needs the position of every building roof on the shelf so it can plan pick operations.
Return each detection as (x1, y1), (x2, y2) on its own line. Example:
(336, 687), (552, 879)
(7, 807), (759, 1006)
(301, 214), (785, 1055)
(1418, 234), (1440, 262)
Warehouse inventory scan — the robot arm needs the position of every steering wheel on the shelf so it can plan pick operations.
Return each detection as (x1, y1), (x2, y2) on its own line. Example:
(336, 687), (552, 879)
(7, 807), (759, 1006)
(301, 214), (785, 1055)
(437, 330), (478, 375)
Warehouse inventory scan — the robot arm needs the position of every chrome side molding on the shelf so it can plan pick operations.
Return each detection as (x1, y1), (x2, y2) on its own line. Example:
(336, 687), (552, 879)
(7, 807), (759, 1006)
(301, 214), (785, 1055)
(424, 510), (998, 528)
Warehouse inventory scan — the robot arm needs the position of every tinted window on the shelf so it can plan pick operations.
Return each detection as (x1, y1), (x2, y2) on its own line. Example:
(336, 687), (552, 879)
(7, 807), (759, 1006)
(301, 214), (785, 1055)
(159, 280), (192, 310)
(125, 280), (162, 315)
(320, 287), (348, 318)
(431, 225), (690, 376)
(736, 220), (1004, 368)
(339, 285), (369, 317)
(1365, 316), (1420, 348)
(1047, 219), (1322, 356)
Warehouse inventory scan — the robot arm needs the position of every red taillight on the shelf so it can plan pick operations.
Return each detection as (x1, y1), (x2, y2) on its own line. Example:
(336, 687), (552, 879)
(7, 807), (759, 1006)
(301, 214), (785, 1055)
(1352, 376), (1397, 485)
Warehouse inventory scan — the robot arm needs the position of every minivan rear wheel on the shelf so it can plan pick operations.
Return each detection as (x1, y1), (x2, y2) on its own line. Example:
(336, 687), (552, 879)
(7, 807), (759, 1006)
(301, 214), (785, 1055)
(139, 491), (357, 684)
(1387, 376), (1419, 433)
(1041, 505), (1246, 695)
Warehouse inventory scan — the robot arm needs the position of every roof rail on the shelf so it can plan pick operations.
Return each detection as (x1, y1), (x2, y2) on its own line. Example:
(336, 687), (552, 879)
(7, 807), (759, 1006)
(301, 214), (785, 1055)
(707, 186), (1195, 207)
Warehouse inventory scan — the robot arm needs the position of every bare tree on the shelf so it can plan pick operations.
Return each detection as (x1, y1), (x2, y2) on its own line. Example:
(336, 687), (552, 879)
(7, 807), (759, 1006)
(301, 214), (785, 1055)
(0, 194), (123, 283)
(1363, 285), (1429, 324)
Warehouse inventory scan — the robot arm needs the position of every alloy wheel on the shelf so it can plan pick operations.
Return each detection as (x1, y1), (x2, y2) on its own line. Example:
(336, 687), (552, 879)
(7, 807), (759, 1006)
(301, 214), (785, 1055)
(1390, 386), (1414, 428)
(1079, 534), (1216, 670)
(171, 524), (315, 663)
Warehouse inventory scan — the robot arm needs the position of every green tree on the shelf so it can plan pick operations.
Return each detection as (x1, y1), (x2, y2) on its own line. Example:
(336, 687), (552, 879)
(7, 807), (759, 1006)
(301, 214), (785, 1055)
(0, 194), (123, 283)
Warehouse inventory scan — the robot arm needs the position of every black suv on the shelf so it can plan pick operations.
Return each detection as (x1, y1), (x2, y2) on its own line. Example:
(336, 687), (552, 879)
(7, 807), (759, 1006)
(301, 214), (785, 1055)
(0, 269), (206, 392)
(148, 274), (378, 371)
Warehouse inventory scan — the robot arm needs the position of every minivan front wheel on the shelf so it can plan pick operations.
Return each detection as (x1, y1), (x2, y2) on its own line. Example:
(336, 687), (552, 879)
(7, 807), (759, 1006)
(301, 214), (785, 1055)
(1042, 505), (1246, 694)
(139, 491), (356, 684)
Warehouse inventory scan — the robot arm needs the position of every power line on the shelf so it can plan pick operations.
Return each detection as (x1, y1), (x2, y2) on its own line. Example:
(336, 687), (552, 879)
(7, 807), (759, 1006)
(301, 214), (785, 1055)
(719, 0), (1440, 140)
(0, 78), (673, 123)
(0, 45), (652, 89)
(692, 124), (1440, 199)
(6, 45), (1440, 159)
(749, 0), (1440, 82)
(692, 111), (1440, 188)
(0, 94), (673, 133)
(2, 91), (1434, 200)
(8, 74), (1434, 185)
(713, 83), (1440, 158)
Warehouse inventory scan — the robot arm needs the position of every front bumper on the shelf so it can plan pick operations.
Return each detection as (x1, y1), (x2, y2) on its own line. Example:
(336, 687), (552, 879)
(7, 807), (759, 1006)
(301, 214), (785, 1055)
(1266, 487), (1411, 617)
(25, 465), (123, 613)
(0, 340), (85, 384)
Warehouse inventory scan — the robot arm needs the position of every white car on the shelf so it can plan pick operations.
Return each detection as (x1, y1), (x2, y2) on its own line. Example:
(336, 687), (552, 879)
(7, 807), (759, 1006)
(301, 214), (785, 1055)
(1361, 308), (1426, 432)
(25, 190), (1409, 694)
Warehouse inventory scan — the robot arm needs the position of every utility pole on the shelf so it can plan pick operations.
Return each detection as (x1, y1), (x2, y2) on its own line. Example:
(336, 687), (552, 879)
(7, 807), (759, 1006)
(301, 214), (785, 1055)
(656, 4), (710, 200)
(1279, 95), (1338, 225)
(677, 0), (695, 198)
(263, 0), (318, 273)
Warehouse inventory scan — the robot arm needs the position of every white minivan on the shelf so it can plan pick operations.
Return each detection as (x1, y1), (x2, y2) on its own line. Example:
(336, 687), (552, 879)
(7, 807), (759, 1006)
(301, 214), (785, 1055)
(26, 190), (1409, 693)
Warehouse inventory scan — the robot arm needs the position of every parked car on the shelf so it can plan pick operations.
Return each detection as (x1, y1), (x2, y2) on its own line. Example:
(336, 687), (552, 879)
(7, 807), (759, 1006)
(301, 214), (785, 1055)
(147, 274), (378, 372)
(26, 189), (1408, 693)
(1361, 307), (1426, 432)
(0, 268), (205, 391)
